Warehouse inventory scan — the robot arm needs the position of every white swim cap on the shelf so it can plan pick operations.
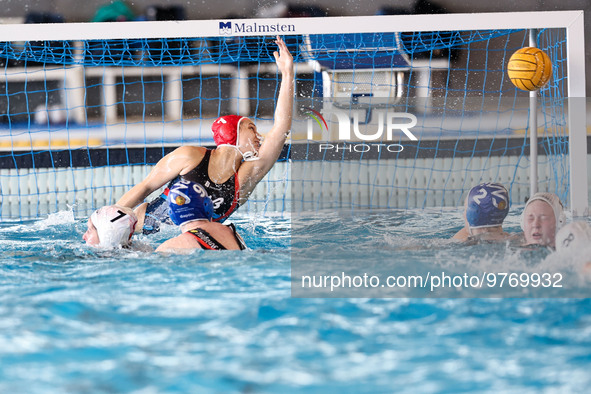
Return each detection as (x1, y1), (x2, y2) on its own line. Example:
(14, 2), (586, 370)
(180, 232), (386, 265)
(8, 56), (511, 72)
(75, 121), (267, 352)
(520, 192), (566, 230)
(90, 205), (137, 248)
(555, 221), (591, 252)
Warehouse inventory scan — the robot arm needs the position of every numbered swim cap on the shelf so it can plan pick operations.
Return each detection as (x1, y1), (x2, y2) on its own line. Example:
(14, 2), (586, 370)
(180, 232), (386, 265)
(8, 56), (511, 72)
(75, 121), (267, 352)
(466, 182), (510, 228)
(90, 205), (137, 248)
(520, 192), (566, 230)
(167, 180), (214, 226)
(555, 221), (591, 252)
(211, 115), (246, 146)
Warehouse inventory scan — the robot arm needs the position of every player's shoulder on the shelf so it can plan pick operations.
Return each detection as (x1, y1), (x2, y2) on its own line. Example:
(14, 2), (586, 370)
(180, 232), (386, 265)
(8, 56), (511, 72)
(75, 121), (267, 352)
(171, 145), (207, 156)
(167, 146), (208, 169)
(157, 233), (199, 252)
(451, 226), (470, 241)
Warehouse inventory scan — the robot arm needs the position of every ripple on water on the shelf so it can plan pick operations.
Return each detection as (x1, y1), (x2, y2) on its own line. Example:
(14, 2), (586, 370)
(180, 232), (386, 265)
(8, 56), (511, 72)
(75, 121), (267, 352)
(0, 210), (590, 392)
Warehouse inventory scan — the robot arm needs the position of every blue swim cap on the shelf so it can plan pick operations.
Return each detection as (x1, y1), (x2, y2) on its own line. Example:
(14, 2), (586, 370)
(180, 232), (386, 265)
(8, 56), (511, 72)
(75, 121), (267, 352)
(167, 180), (214, 226)
(465, 182), (509, 228)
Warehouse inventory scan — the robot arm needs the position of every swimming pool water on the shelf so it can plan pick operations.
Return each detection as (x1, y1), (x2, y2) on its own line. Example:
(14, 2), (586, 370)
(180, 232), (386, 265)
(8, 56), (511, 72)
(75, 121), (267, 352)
(1, 209), (590, 393)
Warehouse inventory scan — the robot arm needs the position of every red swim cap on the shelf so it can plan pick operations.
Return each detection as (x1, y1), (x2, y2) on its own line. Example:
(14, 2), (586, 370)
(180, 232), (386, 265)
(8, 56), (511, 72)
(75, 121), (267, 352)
(211, 115), (245, 146)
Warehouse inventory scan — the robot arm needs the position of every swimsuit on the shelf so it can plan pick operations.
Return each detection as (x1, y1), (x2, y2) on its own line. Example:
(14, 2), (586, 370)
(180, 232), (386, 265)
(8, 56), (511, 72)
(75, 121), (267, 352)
(142, 149), (240, 234)
(182, 149), (240, 222)
(187, 223), (247, 250)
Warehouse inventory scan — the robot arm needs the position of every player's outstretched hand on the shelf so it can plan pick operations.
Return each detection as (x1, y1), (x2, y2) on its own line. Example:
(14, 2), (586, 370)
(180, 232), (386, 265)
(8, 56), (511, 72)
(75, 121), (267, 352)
(273, 36), (293, 76)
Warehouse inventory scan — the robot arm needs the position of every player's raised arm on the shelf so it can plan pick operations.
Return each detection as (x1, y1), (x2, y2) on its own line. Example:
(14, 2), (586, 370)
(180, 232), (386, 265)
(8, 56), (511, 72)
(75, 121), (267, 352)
(240, 36), (294, 187)
(116, 146), (203, 209)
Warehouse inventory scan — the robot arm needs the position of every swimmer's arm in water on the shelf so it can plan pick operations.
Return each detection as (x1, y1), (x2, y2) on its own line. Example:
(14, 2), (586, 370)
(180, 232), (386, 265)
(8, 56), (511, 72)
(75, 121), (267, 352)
(239, 36), (294, 195)
(453, 227), (517, 244)
(509, 232), (525, 243)
(116, 146), (206, 209)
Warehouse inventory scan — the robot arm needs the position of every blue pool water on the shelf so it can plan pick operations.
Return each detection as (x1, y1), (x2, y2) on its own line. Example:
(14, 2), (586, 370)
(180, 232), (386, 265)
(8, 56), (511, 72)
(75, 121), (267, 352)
(1, 209), (591, 393)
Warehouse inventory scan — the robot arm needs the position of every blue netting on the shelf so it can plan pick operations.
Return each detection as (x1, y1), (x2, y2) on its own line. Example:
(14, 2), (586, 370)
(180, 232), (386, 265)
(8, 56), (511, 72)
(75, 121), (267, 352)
(0, 26), (577, 218)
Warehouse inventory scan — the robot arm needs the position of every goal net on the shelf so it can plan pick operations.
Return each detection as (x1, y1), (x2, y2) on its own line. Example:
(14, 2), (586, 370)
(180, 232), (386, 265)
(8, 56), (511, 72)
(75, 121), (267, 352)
(0, 11), (587, 220)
